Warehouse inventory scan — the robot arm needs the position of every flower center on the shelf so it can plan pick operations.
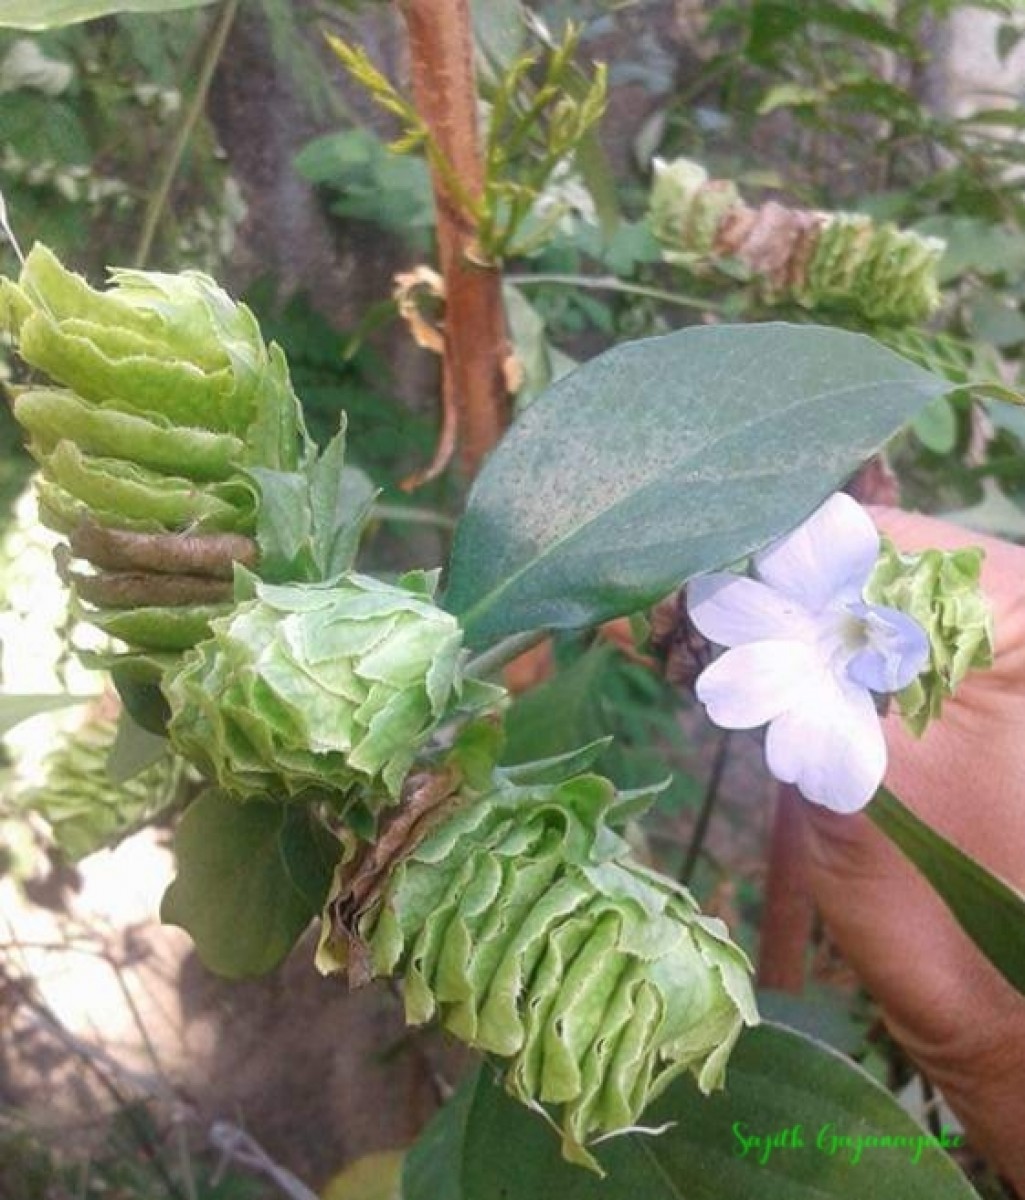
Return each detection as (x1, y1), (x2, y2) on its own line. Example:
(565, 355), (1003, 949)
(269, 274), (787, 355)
(829, 601), (930, 694)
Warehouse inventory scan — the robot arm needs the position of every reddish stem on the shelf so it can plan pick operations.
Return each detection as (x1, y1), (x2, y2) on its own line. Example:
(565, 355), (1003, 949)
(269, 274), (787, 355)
(400, 0), (510, 478)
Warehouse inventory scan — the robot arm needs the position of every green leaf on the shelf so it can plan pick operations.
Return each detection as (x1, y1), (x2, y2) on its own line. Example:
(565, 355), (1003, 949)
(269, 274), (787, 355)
(322, 1151), (405, 1200)
(445, 324), (948, 649)
(161, 790), (339, 979)
(309, 424), (378, 578)
(501, 645), (614, 765)
(0, 692), (88, 736)
(911, 396), (957, 454)
(107, 711), (169, 783)
(247, 468), (316, 582)
(869, 788), (1025, 1000)
(404, 1024), (980, 1200)
(0, 0), (214, 28)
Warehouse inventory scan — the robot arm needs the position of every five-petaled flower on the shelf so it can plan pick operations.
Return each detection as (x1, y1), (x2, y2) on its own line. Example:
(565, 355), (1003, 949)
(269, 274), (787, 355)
(688, 494), (929, 813)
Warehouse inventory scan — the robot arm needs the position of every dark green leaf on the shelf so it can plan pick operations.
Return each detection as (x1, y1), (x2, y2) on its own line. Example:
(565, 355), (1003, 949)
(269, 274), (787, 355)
(501, 645), (615, 764)
(445, 324), (948, 649)
(869, 788), (1025, 1000)
(0, 692), (88, 736)
(107, 711), (169, 783)
(111, 674), (171, 736)
(404, 1024), (979, 1199)
(161, 790), (338, 979)
(0, 0), (213, 28)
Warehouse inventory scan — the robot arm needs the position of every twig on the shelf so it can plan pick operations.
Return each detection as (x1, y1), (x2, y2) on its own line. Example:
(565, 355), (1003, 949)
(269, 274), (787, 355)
(133, 0), (241, 269)
(506, 272), (725, 313)
(209, 1121), (319, 1200)
(679, 730), (731, 885)
(464, 630), (549, 680)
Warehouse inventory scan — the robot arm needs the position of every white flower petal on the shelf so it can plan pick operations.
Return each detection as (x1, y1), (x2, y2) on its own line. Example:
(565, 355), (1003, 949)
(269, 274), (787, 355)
(688, 573), (815, 648)
(695, 640), (819, 729)
(754, 494), (879, 610)
(765, 674), (886, 812)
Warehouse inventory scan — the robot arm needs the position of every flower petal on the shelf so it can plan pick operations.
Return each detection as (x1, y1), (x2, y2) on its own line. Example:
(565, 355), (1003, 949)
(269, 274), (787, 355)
(765, 675), (886, 812)
(844, 603), (930, 693)
(695, 640), (820, 729)
(754, 493), (879, 610)
(688, 574), (815, 648)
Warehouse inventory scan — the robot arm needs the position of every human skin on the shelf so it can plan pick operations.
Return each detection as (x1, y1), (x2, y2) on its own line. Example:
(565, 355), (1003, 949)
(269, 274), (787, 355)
(800, 509), (1025, 1190)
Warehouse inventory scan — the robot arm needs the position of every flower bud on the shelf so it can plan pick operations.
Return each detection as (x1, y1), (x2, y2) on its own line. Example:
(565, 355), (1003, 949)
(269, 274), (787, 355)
(322, 771), (758, 1167)
(164, 572), (466, 804)
(865, 538), (994, 734)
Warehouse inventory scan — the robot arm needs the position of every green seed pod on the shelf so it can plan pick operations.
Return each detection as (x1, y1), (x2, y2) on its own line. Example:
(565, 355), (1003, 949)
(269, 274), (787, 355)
(325, 771), (757, 1167)
(865, 538), (994, 735)
(18, 717), (186, 861)
(164, 572), (467, 804)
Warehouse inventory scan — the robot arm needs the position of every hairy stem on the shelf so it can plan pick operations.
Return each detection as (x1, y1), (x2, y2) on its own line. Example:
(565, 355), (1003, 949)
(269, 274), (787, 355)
(400, 0), (510, 478)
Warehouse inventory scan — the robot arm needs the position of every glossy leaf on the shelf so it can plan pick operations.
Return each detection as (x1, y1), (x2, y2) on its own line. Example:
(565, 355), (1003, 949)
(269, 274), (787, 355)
(404, 1024), (980, 1200)
(0, 0), (213, 29)
(161, 790), (338, 979)
(445, 324), (948, 649)
(869, 788), (1025, 999)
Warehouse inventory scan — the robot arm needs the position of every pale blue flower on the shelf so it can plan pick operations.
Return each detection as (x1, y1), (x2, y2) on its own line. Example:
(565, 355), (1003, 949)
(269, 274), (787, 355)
(688, 494), (929, 813)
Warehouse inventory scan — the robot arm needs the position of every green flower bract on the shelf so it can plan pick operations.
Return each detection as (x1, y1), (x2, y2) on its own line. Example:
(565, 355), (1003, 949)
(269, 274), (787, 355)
(164, 572), (465, 804)
(337, 771), (758, 1167)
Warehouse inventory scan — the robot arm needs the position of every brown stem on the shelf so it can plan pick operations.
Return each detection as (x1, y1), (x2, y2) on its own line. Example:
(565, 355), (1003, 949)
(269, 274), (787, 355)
(757, 782), (815, 993)
(400, 0), (510, 478)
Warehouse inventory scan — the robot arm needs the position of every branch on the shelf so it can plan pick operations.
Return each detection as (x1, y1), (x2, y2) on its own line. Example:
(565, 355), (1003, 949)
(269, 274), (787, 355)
(399, 0), (510, 479)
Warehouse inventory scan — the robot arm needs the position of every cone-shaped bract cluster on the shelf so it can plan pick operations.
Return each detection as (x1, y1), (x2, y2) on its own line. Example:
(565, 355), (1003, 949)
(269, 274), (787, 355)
(866, 538), (994, 735)
(164, 572), (465, 805)
(2, 244), (307, 663)
(19, 717), (186, 861)
(650, 157), (943, 325)
(345, 772), (757, 1165)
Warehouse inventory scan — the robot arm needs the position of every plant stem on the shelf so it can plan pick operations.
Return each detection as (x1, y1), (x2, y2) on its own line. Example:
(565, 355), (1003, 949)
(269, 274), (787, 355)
(464, 630), (549, 680)
(506, 272), (725, 313)
(757, 782), (814, 993)
(133, 0), (240, 269)
(371, 503), (457, 530)
(400, 0), (510, 479)
(680, 730), (731, 886)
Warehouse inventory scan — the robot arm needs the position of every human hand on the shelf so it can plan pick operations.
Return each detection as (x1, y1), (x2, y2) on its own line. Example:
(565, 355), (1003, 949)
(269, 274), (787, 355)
(801, 509), (1025, 1190)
